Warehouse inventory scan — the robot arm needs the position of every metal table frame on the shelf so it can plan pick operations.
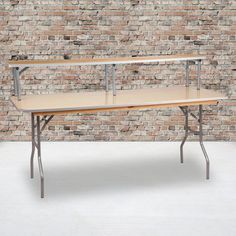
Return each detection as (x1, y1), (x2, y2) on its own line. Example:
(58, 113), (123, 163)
(9, 55), (214, 198)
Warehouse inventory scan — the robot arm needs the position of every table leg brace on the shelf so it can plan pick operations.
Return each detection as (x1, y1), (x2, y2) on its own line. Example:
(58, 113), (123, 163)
(179, 105), (210, 179)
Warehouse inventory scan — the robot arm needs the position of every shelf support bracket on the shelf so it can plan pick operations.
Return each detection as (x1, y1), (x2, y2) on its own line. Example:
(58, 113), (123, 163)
(12, 66), (29, 101)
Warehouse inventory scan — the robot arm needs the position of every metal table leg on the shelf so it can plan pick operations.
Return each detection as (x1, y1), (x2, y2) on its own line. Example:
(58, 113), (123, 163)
(30, 113), (35, 178)
(199, 105), (210, 179)
(30, 113), (54, 198)
(36, 115), (44, 198)
(179, 105), (210, 179)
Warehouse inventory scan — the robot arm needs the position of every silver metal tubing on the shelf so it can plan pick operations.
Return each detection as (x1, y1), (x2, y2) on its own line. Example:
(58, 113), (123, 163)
(40, 115), (54, 134)
(15, 67), (21, 101)
(199, 105), (210, 179)
(33, 140), (39, 150)
(19, 67), (29, 75)
(30, 114), (54, 198)
(180, 106), (189, 163)
(112, 64), (116, 96)
(185, 61), (189, 87)
(12, 68), (17, 96)
(189, 111), (200, 123)
(30, 113), (35, 178)
(12, 66), (29, 99)
(105, 64), (108, 92)
(197, 60), (201, 90)
(180, 105), (210, 179)
(36, 116), (44, 198)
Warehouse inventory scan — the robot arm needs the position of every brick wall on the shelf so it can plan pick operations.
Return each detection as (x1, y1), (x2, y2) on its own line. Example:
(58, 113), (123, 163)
(0, 0), (235, 141)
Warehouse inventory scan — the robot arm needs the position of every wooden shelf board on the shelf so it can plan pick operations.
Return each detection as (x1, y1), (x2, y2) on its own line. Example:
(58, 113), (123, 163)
(8, 54), (205, 68)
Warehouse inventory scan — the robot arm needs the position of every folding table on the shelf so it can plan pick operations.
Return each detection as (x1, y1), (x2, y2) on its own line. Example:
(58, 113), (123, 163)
(9, 54), (227, 198)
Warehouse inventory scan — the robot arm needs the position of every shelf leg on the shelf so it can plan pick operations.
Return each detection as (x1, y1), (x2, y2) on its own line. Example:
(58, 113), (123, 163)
(105, 64), (109, 92)
(15, 67), (21, 101)
(197, 60), (201, 90)
(112, 64), (116, 96)
(12, 68), (17, 96)
(185, 61), (189, 87)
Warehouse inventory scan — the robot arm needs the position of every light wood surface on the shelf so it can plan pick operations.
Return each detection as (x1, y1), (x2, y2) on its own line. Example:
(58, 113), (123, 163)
(10, 86), (226, 115)
(33, 101), (218, 116)
(8, 54), (205, 68)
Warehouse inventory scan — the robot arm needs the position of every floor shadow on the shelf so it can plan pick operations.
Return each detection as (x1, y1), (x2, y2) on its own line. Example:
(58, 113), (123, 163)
(25, 153), (207, 198)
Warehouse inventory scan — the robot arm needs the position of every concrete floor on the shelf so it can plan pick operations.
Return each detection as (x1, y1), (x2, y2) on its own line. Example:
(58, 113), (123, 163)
(0, 142), (235, 236)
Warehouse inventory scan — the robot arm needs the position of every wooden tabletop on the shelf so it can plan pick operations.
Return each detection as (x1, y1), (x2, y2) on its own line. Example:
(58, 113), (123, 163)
(10, 86), (226, 115)
(8, 54), (205, 68)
